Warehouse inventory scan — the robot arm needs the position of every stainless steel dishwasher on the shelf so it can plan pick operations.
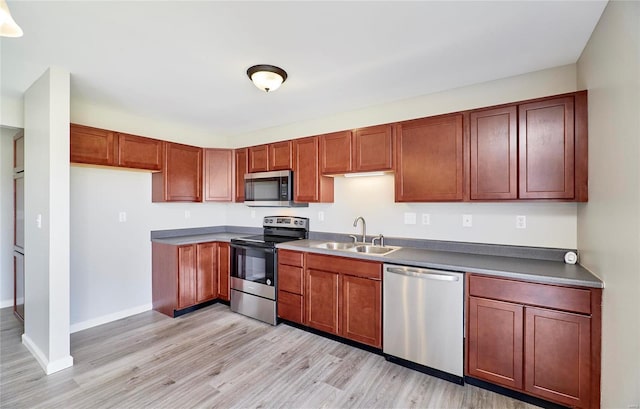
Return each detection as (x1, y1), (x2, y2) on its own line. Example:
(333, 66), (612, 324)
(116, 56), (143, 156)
(383, 264), (464, 384)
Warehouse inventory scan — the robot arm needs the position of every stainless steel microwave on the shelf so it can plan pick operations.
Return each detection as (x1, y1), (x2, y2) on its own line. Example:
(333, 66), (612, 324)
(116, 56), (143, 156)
(244, 170), (308, 207)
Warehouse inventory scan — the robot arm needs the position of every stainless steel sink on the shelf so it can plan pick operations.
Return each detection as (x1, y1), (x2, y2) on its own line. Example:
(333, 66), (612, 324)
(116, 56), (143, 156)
(313, 242), (357, 250)
(351, 245), (400, 255)
(313, 242), (400, 256)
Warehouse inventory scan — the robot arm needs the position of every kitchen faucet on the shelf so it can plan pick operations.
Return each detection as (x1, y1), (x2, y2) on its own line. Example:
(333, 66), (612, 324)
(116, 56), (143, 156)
(353, 216), (366, 243)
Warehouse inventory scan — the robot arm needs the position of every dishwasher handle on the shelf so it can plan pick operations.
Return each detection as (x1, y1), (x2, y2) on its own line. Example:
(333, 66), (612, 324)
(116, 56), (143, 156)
(385, 266), (460, 282)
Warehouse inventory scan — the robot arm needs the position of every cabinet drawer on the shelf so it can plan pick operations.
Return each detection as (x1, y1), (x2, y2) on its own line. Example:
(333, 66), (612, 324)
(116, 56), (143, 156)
(278, 264), (304, 294)
(469, 274), (591, 315)
(278, 291), (304, 324)
(307, 253), (381, 280)
(279, 250), (304, 267)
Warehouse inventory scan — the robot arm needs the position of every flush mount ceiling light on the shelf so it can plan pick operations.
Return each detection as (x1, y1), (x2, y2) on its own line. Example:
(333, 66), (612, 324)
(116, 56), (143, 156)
(247, 64), (288, 93)
(0, 0), (23, 38)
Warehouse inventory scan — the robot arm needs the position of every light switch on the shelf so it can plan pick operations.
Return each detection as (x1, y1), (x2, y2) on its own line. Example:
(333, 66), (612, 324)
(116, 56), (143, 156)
(404, 212), (417, 225)
(318, 211), (325, 222)
(36, 214), (42, 229)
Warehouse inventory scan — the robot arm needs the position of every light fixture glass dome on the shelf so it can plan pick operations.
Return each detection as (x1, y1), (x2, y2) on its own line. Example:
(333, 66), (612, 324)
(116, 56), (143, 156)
(0, 0), (23, 38)
(247, 65), (288, 93)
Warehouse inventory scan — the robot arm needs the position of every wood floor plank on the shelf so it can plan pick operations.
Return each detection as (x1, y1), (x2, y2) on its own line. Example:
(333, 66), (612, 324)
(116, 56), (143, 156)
(0, 304), (540, 408)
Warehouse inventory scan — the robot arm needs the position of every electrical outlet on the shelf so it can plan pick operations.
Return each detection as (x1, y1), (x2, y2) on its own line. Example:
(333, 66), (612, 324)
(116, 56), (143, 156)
(118, 211), (127, 222)
(184, 210), (191, 219)
(404, 212), (417, 225)
(318, 211), (325, 222)
(516, 215), (526, 229)
(422, 214), (431, 225)
(250, 210), (256, 218)
(462, 214), (472, 227)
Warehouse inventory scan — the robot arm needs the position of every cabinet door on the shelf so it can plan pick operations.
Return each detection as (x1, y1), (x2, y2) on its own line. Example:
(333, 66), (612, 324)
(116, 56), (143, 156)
(519, 96), (575, 199)
(204, 149), (233, 202)
(467, 296), (523, 390)
(117, 133), (163, 170)
(294, 136), (334, 203)
(13, 133), (24, 172)
(234, 148), (247, 202)
(196, 243), (217, 303)
(306, 268), (339, 335)
(395, 114), (464, 201)
(70, 124), (118, 166)
(470, 106), (517, 200)
(269, 140), (293, 170)
(341, 275), (381, 348)
(178, 245), (197, 309)
(248, 144), (269, 172)
(14, 252), (24, 321)
(154, 142), (202, 202)
(277, 290), (305, 325)
(524, 307), (591, 407)
(217, 243), (230, 301)
(353, 124), (393, 172)
(320, 131), (352, 174)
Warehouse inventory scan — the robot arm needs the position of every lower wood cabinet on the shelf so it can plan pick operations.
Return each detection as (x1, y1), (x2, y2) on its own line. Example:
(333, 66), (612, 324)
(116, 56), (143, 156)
(466, 274), (601, 409)
(152, 241), (230, 317)
(277, 250), (306, 324)
(305, 253), (382, 348)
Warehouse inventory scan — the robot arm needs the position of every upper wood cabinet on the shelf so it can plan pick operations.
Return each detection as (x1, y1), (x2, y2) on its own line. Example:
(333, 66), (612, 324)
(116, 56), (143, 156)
(13, 132), (24, 172)
(269, 140), (293, 170)
(293, 136), (334, 203)
(117, 132), (163, 170)
(152, 142), (202, 202)
(353, 124), (393, 172)
(70, 124), (118, 166)
(234, 148), (248, 202)
(470, 106), (518, 200)
(203, 149), (233, 202)
(519, 96), (576, 200)
(247, 141), (293, 172)
(248, 144), (269, 172)
(320, 131), (353, 174)
(395, 114), (464, 202)
(320, 125), (393, 175)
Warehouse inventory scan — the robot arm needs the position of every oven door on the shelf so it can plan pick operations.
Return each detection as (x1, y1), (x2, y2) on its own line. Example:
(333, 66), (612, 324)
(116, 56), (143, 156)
(230, 242), (276, 300)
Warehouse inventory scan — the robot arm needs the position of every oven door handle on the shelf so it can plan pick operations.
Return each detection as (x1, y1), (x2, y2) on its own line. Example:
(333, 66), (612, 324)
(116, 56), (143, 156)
(230, 243), (276, 253)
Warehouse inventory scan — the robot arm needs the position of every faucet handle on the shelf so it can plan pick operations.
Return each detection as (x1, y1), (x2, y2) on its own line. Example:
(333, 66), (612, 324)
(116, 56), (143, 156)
(371, 234), (384, 246)
(348, 234), (359, 243)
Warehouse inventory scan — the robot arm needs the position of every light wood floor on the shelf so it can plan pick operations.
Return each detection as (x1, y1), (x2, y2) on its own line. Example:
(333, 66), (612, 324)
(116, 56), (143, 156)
(1, 304), (538, 409)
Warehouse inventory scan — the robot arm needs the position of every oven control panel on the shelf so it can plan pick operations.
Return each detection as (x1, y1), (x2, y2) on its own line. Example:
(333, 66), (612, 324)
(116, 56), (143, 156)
(263, 216), (309, 230)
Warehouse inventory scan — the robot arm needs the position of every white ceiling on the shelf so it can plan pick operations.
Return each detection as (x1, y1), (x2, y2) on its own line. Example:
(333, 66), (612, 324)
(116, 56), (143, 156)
(1, 1), (607, 138)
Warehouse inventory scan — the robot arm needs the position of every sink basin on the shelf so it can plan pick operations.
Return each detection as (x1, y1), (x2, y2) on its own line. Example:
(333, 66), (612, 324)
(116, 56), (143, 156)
(350, 245), (400, 255)
(314, 242), (357, 250)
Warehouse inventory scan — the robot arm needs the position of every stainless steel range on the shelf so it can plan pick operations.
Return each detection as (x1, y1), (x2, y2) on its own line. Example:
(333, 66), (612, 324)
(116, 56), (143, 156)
(230, 216), (309, 325)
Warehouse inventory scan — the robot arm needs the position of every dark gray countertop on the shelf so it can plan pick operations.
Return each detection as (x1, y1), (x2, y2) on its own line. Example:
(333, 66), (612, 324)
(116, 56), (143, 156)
(151, 232), (247, 245)
(277, 239), (603, 289)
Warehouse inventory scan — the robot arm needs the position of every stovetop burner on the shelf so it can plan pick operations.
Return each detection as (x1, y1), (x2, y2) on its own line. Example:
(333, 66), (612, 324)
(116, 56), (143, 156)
(231, 216), (309, 247)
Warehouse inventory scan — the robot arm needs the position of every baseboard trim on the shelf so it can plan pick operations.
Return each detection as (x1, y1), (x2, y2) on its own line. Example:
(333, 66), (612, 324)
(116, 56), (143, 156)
(21, 333), (74, 375)
(70, 303), (153, 333)
(0, 298), (13, 309)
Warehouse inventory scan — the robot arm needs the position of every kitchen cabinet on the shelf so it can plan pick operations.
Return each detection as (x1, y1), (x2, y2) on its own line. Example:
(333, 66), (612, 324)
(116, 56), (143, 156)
(70, 123), (118, 166)
(217, 242), (230, 301)
(466, 274), (601, 408)
(519, 95), (580, 200)
(152, 142), (202, 202)
(204, 149), (233, 202)
(13, 133), (24, 172)
(116, 132), (164, 170)
(248, 144), (269, 172)
(394, 113), (464, 202)
(269, 140), (293, 170)
(320, 125), (393, 175)
(152, 241), (228, 317)
(293, 136), (334, 203)
(305, 253), (382, 348)
(234, 148), (247, 202)
(469, 106), (518, 200)
(277, 250), (305, 324)
(353, 124), (393, 172)
(13, 251), (24, 321)
(320, 131), (353, 174)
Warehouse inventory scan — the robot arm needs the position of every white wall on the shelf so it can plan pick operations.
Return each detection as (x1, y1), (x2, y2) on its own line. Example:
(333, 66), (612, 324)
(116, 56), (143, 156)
(23, 67), (73, 374)
(0, 128), (19, 308)
(576, 1), (640, 408)
(69, 166), (227, 332)
(0, 94), (24, 129)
